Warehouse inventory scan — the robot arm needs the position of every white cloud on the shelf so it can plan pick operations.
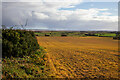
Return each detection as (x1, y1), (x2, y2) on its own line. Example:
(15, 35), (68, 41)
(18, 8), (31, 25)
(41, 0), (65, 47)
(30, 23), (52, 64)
(32, 12), (49, 19)
(101, 12), (112, 16)
(58, 8), (117, 22)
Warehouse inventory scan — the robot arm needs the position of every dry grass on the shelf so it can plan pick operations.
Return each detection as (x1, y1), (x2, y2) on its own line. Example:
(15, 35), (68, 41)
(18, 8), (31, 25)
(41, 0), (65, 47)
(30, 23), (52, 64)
(37, 36), (119, 78)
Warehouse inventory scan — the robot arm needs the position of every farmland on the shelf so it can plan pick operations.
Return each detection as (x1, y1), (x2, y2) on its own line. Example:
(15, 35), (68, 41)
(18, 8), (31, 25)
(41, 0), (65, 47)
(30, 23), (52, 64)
(37, 36), (119, 78)
(35, 31), (118, 37)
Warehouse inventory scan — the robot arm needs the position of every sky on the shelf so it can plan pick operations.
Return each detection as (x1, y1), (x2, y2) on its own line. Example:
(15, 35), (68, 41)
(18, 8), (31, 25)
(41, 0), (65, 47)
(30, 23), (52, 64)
(1, 0), (119, 31)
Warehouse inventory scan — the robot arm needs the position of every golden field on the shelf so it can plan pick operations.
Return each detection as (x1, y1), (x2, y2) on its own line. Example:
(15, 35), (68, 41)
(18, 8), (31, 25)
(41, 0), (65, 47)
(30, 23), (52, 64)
(37, 36), (119, 78)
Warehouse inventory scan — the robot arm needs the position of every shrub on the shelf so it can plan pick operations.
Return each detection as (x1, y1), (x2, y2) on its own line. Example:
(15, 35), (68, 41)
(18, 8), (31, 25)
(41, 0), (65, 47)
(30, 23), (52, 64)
(2, 29), (39, 58)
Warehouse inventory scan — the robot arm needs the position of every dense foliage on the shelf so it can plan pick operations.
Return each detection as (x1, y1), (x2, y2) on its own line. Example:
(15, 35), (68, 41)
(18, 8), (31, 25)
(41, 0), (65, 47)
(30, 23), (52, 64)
(2, 29), (39, 58)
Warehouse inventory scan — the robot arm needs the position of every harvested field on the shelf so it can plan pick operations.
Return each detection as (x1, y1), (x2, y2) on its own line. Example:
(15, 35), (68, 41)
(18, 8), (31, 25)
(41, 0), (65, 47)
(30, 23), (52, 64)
(37, 36), (119, 78)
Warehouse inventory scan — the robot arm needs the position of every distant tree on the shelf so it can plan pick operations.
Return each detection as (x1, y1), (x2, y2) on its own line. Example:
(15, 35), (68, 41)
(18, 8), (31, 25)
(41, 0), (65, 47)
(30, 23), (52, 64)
(19, 18), (28, 29)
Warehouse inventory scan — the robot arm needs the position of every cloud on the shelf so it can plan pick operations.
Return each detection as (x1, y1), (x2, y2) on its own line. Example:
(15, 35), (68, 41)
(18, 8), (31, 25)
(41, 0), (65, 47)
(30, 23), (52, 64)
(32, 11), (49, 19)
(101, 12), (112, 16)
(2, 0), (119, 2)
(0, 2), (2, 27)
(2, 2), (118, 31)
(57, 8), (117, 22)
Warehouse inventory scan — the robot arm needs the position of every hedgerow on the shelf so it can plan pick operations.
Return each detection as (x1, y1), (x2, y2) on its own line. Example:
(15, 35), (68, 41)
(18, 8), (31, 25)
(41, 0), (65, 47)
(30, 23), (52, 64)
(2, 29), (39, 58)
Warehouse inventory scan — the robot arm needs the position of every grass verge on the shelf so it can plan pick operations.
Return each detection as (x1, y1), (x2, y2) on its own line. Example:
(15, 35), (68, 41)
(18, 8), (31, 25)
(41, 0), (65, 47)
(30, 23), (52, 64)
(2, 47), (50, 78)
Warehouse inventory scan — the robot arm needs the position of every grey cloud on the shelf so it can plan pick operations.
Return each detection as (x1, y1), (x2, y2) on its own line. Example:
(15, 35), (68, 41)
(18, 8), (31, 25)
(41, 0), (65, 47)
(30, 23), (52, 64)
(2, 2), (118, 31)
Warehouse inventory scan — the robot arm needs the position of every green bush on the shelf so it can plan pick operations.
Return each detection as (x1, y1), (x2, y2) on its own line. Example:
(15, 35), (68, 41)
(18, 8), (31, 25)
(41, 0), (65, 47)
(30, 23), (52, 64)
(2, 29), (39, 58)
